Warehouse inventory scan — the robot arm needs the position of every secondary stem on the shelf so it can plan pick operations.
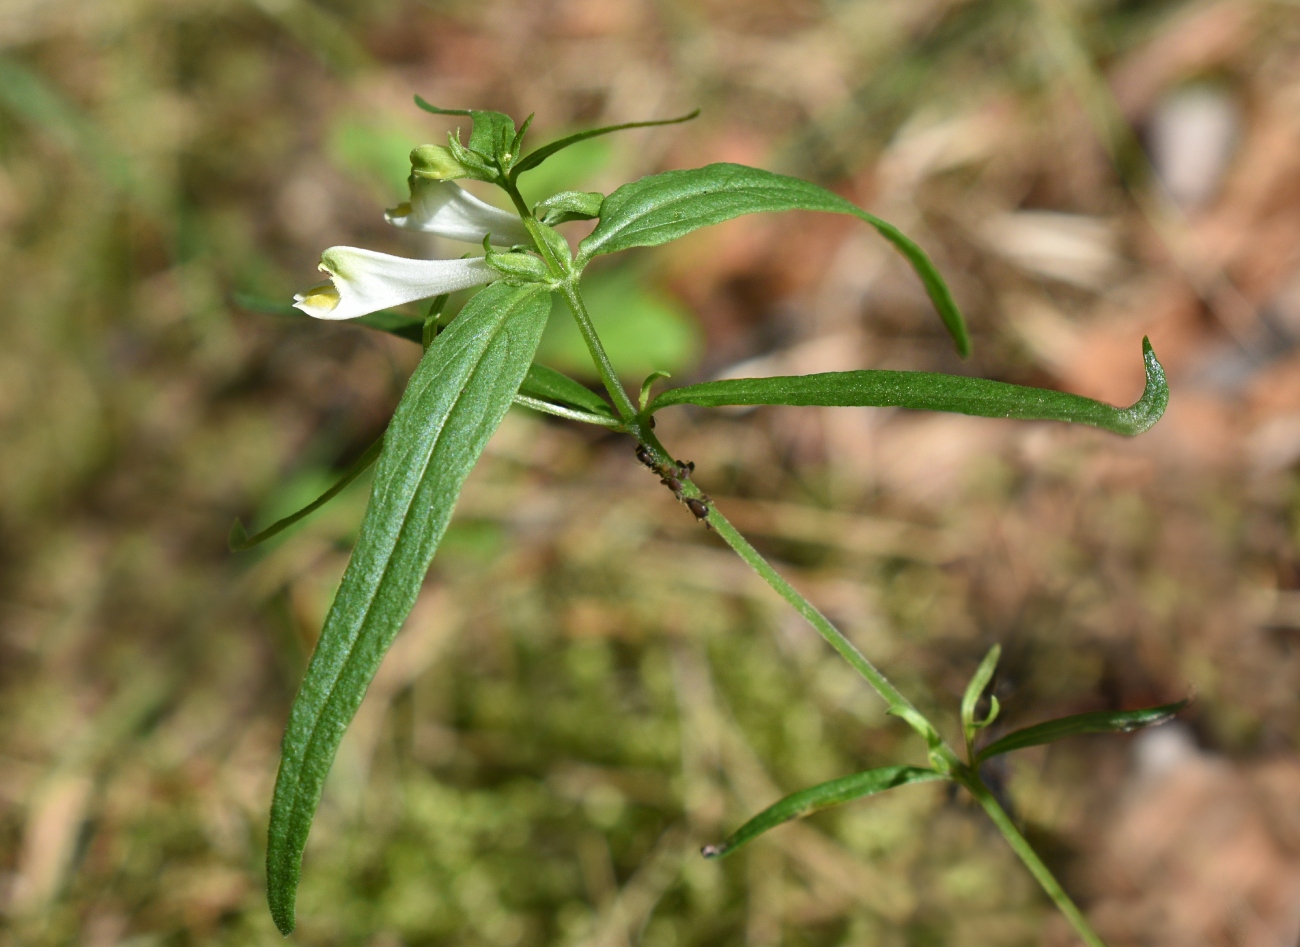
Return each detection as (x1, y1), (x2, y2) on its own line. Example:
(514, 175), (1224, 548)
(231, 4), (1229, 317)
(552, 275), (1108, 947)
(558, 281), (639, 422)
(704, 509), (916, 715)
(963, 776), (1107, 947)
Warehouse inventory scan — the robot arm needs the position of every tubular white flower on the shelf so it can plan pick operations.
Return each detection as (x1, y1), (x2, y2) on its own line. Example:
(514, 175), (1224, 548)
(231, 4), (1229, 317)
(385, 178), (530, 246)
(292, 247), (494, 321)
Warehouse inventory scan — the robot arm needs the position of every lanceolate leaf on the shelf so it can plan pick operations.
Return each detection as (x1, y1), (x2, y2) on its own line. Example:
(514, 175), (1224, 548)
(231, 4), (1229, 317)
(233, 292), (425, 343)
(511, 109), (701, 179)
(265, 282), (552, 935)
(229, 434), (385, 551)
(701, 766), (944, 860)
(648, 338), (1167, 437)
(976, 699), (1189, 763)
(518, 363), (615, 417)
(962, 645), (1001, 736)
(578, 163), (970, 356)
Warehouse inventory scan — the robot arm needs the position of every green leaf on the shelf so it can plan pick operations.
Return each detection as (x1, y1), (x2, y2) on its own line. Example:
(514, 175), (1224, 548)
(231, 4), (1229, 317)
(265, 282), (552, 935)
(413, 98), (470, 117)
(639, 370), (672, 411)
(232, 292), (425, 343)
(535, 190), (604, 226)
(961, 645), (1001, 759)
(578, 163), (971, 356)
(976, 699), (1189, 764)
(962, 645), (1001, 734)
(423, 293), (451, 350)
(511, 109), (700, 179)
(413, 97), (516, 164)
(647, 338), (1167, 437)
(359, 309), (425, 343)
(701, 766), (944, 859)
(518, 363), (615, 417)
(468, 110), (517, 163)
(485, 248), (552, 283)
(230, 434), (385, 551)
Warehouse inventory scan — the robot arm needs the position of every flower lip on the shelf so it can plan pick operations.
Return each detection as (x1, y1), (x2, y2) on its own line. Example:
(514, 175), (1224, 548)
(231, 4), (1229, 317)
(385, 178), (530, 246)
(292, 247), (494, 321)
(293, 281), (342, 317)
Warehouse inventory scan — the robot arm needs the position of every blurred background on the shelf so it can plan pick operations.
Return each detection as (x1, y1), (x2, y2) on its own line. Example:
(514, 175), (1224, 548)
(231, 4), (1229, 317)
(2, 0), (1300, 944)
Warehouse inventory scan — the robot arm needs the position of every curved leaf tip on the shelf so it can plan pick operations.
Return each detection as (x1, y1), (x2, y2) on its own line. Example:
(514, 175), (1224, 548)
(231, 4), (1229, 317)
(1122, 336), (1168, 436)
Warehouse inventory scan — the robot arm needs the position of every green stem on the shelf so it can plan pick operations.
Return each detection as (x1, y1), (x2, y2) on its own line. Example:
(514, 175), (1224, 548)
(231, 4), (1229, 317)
(500, 175), (534, 221)
(962, 776), (1106, 947)
(558, 281), (639, 422)
(535, 241), (1109, 947)
(704, 507), (916, 715)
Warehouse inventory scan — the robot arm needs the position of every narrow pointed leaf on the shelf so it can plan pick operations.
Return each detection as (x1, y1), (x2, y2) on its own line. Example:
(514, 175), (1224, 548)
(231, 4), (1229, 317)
(962, 644), (1001, 735)
(413, 98), (470, 117)
(702, 766), (944, 860)
(266, 282), (552, 935)
(976, 699), (1189, 763)
(648, 338), (1167, 436)
(359, 309), (426, 343)
(511, 109), (701, 178)
(230, 434), (385, 551)
(233, 292), (425, 343)
(518, 363), (615, 417)
(578, 163), (970, 356)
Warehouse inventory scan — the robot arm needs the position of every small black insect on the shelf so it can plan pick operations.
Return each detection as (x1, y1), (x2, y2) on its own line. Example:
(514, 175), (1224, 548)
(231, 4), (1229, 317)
(685, 497), (710, 524)
(635, 444), (655, 468)
(661, 476), (683, 495)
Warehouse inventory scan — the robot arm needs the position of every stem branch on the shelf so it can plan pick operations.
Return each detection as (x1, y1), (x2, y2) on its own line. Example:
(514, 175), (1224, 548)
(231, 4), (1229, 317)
(549, 273), (1108, 947)
(704, 508), (914, 714)
(962, 776), (1106, 947)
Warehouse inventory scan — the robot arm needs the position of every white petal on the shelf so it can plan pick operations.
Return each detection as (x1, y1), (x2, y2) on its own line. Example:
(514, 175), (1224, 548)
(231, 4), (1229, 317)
(292, 248), (493, 321)
(385, 179), (530, 246)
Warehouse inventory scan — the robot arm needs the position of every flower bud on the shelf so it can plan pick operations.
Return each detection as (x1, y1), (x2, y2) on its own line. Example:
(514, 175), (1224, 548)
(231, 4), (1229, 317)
(409, 144), (473, 181)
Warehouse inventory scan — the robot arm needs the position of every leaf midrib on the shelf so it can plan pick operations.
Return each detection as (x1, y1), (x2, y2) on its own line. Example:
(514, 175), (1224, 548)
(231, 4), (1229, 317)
(277, 294), (526, 848)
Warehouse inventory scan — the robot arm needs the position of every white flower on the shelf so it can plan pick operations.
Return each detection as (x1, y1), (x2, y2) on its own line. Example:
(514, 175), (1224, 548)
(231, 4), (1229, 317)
(385, 178), (530, 246)
(293, 247), (494, 321)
